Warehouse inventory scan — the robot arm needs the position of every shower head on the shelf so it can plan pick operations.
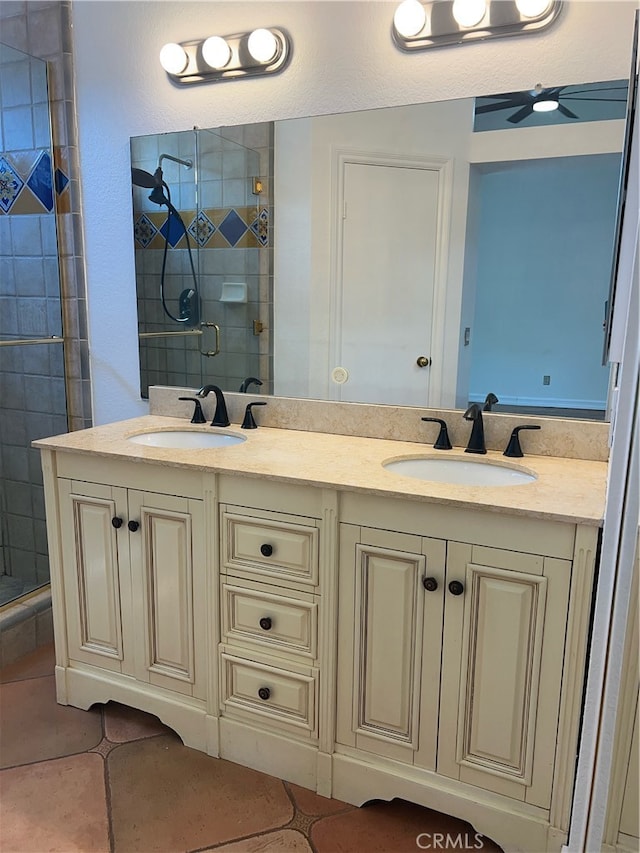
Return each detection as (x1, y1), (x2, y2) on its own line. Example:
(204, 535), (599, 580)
(149, 185), (170, 206)
(131, 167), (158, 189)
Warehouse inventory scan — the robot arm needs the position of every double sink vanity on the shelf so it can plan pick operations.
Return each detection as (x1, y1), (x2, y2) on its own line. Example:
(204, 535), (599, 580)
(35, 394), (608, 853)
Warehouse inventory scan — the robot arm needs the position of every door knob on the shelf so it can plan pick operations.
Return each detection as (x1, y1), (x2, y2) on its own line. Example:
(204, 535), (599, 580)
(260, 543), (273, 557)
(416, 356), (431, 368)
(128, 520), (140, 533)
(259, 617), (272, 631)
(448, 580), (464, 596)
(422, 577), (438, 592)
(111, 517), (123, 529)
(258, 687), (271, 701)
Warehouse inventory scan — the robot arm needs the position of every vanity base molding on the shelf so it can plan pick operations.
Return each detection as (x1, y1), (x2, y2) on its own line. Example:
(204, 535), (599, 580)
(55, 663), (217, 756)
(219, 716), (321, 791)
(331, 752), (562, 853)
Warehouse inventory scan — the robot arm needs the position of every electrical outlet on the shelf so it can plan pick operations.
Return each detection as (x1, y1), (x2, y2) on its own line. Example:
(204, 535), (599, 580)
(543, 375), (551, 385)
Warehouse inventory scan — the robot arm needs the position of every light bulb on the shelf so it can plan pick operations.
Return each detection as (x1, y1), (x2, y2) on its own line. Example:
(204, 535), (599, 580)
(202, 36), (231, 69)
(516, 0), (552, 18)
(452, 0), (487, 27)
(247, 28), (279, 63)
(533, 98), (559, 112)
(393, 0), (426, 38)
(159, 42), (189, 75)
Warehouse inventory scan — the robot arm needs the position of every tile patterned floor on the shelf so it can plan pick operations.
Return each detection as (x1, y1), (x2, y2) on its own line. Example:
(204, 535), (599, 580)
(0, 645), (503, 852)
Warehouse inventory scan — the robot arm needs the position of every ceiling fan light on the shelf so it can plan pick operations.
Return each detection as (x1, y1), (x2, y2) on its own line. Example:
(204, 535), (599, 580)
(533, 98), (559, 112)
(452, 0), (487, 28)
(516, 0), (552, 18)
(393, 0), (427, 38)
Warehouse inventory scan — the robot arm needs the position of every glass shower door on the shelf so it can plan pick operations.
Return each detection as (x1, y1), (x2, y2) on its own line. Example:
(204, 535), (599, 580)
(0, 43), (68, 606)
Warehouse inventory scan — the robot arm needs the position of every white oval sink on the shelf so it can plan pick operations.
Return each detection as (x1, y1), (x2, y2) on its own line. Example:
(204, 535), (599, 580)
(383, 456), (536, 486)
(127, 430), (246, 449)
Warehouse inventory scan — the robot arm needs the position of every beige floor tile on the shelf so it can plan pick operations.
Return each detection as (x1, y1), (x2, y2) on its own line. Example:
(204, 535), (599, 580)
(108, 734), (294, 852)
(0, 675), (102, 768)
(0, 642), (55, 683)
(286, 782), (352, 816)
(0, 752), (109, 853)
(311, 799), (503, 852)
(103, 700), (174, 742)
(209, 828), (313, 851)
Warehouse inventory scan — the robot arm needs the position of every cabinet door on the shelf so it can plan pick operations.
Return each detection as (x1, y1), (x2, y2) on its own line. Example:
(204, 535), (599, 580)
(439, 543), (570, 809)
(336, 524), (445, 768)
(127, 491), (206, 699)
(58, 479), (131, 672)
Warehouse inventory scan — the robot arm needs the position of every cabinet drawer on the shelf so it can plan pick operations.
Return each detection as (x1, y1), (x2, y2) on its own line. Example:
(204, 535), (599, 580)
(221, 582), (318, 659)
(220, 653), (317, 734)
(221, 510), (319, 586)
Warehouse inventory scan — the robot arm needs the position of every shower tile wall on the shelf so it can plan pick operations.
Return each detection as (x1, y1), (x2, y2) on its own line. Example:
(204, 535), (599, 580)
(132, 124), (273, 398)
(1, 0), (92, 431)
(1, 0), (89, 640)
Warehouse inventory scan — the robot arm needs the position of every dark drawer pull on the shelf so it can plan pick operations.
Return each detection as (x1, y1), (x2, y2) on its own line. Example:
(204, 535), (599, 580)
(259, 617), (272, 631)
(422, 576), (438, 592)
(448, 580), (464, 596)
(111, 517), (123, 529)
(128, 520), (140, 533)
(260, 543), (273, 557)
(258, 687), (271, 701)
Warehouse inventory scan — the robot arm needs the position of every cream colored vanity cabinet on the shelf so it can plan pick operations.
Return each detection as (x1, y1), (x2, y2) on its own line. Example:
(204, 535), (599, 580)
(214, 475), (336, 793)
(42, 450), (210, 749)
(334, 492), (599, 853)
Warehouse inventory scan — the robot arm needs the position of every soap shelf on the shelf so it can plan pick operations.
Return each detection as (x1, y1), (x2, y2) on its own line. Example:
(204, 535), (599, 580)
(220, 282), (247, 303)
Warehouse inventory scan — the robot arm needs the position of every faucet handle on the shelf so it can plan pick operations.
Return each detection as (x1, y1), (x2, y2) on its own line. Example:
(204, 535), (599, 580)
(421, 417), (452, 450)
(242, 401), (267, 429)
(179, 397), (207, 424)
(503, 425), (541, 458)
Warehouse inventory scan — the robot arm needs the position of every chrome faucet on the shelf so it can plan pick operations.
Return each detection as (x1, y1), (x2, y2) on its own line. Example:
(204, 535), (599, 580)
(463, 403), (487, 454)
(196, 384), (230, 427)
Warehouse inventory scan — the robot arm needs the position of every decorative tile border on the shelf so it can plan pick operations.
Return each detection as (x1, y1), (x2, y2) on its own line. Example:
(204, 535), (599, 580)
(0, 150), (69, 216)
(134, 206), (269, 250)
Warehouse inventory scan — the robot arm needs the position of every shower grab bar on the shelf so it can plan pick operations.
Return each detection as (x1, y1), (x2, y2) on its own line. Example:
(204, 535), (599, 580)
(138, 330), (202, 339)
(0, 336), (64, 347)
(139, 323), (220, 358)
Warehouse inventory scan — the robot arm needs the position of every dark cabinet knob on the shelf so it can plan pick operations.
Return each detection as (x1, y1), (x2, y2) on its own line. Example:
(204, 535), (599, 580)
(259, 617), (272, 631)
(260, 543), (273, 557)
(111, 517), (123, 529)
(128, 520), (140, 533)
(422, 576), (438, 592)
(258, 687), (271, 701)
(448, 580), (464, 596)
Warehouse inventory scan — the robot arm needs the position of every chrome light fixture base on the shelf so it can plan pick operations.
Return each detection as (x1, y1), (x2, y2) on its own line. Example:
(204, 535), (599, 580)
(161, 28), (291, 85)
(392, 0), (563, 52)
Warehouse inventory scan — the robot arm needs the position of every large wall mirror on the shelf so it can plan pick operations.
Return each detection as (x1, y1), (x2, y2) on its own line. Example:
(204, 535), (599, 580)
(130, 80), (627, 420)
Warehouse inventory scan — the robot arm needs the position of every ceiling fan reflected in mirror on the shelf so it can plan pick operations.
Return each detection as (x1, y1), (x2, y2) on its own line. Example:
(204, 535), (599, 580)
(475, 81), (628, 125)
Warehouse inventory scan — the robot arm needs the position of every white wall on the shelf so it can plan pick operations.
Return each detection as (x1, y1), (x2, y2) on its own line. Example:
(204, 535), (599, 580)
(71, 0), (637, 425)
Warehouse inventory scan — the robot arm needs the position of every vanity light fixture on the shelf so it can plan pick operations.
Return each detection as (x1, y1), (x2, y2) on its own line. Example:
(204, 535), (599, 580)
(391, 0), (562, 51)
(159, 27), (290, 85)
(452, 0), (487, 28)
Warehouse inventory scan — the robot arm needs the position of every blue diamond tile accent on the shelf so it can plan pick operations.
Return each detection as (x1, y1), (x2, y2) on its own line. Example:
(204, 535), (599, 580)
(159, 212), (188, 248)
(0, 155), (24, 213)
(55, 167), (69, 195)
(250, 208), (269, 247)
(218, 209), (248, 247)
(26, 150), (54, 211)
(188, 211), (216, 247)
(134, 214), (158, 248)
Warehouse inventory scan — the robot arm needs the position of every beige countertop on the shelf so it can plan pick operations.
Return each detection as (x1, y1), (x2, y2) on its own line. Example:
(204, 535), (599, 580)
(34, 415), (608, 525)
